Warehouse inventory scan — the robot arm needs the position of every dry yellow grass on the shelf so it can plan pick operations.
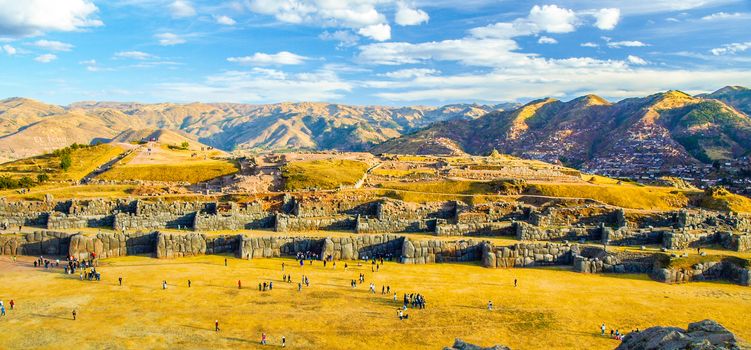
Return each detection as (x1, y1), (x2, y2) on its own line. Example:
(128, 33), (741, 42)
(0, 144), (126, 182)
(281, 159), (369, 191)
(525, 183), (694, 211)
(1, 254), (749, 350)
(0, 184), (137, 201)
(97, 161), (238, 184)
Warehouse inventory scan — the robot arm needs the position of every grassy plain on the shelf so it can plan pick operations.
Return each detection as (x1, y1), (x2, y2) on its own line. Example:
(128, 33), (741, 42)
(281, 159), (369, 191)
(1, 254), (750, 350)
(0, 144), (126, 181)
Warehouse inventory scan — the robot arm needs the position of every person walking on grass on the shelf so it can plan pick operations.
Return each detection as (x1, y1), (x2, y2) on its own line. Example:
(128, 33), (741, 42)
(224, 258), (228, 267)
(601, 323), (606, 336)
(119, 277), (123, 286)
(188, 280), (191, 288)
(487, 301), (493, 311)
(238, 280), (242, 289)
(261, 333), (267, 345)
(282, 335), (286, 347)
(9, 300), (14, 310)
(72, 309), (77, 320)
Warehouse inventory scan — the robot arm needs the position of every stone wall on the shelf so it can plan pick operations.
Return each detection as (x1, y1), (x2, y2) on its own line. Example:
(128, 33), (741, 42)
(515, 222), (597, 241)
(0, 231), (72, 256)
(321, 234), (403, 260)
(434, 221), (513, 237)
(652, 258), (750, 285)
(355, 216), (437, 234)
(376, 199), (456, 221)
(275, 213), (355, 232)
(114, 212), (196, 231)
(155, 232), (239, 258)
(136, 200), (213, 216)
(601, 226), (664, 246)
(293, 198), (376, 218)
(719, 232), (751, 252)
(193, 213), (274, 231)
(455, 202), (530, 224)
(69, 232), (156, 260)
(68, 199), (133, 216)
(482, 242), (578, 268)
(573, 247), (654, 274)
(677, 209), (751, 231)
(47, 213), (113, 230)
(401, 239), (483, 264)
(663, 230), (718, 250)
(529, 205), (620, 228)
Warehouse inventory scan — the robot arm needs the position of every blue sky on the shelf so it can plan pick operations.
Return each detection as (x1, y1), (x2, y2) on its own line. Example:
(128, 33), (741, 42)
(0, 0), (749, 106)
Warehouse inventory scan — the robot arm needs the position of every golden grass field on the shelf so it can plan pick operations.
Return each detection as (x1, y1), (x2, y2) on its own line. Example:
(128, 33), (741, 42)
(1, 253), (750, 350)
(0, 144), (126, 182)
(282, 159), (370, 191)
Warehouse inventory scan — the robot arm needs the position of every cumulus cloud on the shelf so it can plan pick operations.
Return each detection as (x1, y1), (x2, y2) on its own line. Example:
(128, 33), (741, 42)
(358, 23), (391, 41)
(710, 42), (751, 56)
(592, 8), (620, 30)
(156, 33), (186, 46)
(34, 53), (57, 63)
(527, 5), (578, 33)
(227, 51), (308, 65)
(2, 44), (17, 55)
(395, 2), (429, 26)
(0, 0), (102, 37)
(627, 55), (647, 65)
(170, 0), (196, 18)
(319, 30), (359, 47)
(114, 51), (155, 60)
(157, 68), (352, 103)
(538, 36), (557, 44)
(581, 42), (599, 48)
(215, 15), (236, 25)
(29, 39), (74, 51)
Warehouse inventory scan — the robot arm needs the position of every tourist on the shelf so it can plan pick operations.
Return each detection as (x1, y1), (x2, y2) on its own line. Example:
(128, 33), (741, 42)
(282, 335), (286, 348)
(298, 283), (302, 292)
(163, 281), (167, 290)
(601, 323), (606, 336)
(119, 277), (123, 286)
(393, 293), (397, 302)
(215, 320), (220, 332)
(258, 283), (262, 291)
(282, 262), (285, 271)
(344, 263), (348, 271)
(514, 279), (518, 287)
(270, 281), (273, 290)
(9, 300), (14, 310)
(261, 333), (267, 345)
(188, 280), (191, 288)
(1, 304), (5, 316)
(487, 301), (493, 311)
(72, 309), (77, 320)
(238, 280), (242, 289)
(224, 258), (227, 267)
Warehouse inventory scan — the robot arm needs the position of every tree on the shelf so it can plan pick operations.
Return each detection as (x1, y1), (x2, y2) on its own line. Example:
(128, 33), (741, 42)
(19, 176), (33, 188)
(60, 153), (72, 171)
(181, 141), (190, 149)
(37, 173), (49, 183)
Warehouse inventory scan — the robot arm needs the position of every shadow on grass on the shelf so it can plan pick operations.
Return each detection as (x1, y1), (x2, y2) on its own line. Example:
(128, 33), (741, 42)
(31, 313), (71, 320)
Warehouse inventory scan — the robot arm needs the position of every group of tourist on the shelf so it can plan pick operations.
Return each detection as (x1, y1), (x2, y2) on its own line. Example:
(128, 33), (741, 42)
(0, 299), (15, 316)
(601, 323), (639, 341)
(403, 293), (426, 309)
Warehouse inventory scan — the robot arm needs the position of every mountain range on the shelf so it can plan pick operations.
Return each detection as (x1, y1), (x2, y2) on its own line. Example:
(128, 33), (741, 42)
(374, 86), (751, 175)
(1, 86), (750, 176)
(0, 99), (517, 162)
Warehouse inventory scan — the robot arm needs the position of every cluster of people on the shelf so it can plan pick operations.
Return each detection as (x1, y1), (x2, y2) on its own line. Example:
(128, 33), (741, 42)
(33, 256), (58, 269)
(0, 300), (14, 316)
(404, 293), (426, 309)
(80, 267), (101, 281)
(258, 281), (274, 291)
(601, 323), (638, 340)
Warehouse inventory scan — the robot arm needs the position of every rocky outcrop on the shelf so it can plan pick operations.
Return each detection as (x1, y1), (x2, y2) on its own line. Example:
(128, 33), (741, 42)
(652, 256), (750, 286)
(443, 339), (510, 350)
(616, 319), (742, 350)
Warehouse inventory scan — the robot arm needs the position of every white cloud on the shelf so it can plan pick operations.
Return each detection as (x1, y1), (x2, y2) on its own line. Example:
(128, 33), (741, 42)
(170, 0), (196, 18)
(29, 39), (74, 51)
(227, 51), (308, 65)
(538, 36), (557, 44)
(627, 55), (647, 65)
(395, 2), (429, 26)
(156, 32), (186, 46)
(381, 68), (439, 79)
(527, 5), (577, 33)
(2, 44), (16, 55)
(358, 38), (521, 66)
(34, 53), (57, 63)
(215, 15), (236, 25)
(358, 23), (391, 41)
(700, 12), (747, 21)
(581, 42), (598, 48)
(607, 40), (648, 48)
(157, 68), (352, 103)
(711, 42), (751, 56)
(319, 30), (359, 47)
(114, 51), (155, 60)
(0, 0), (102, 37)
(247, 0), (384, 27)
(592, 8), (620, 30)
